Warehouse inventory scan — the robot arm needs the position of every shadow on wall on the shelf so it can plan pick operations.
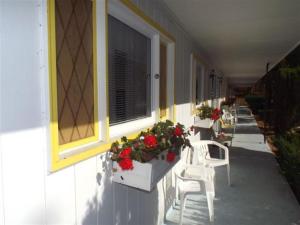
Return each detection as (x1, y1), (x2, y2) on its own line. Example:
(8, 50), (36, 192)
(81, 152), (161, 225)
(162, 171), (176, 222)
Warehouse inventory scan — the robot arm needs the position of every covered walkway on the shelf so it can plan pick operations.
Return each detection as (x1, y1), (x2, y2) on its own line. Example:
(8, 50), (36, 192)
(164, 106), (300, 225)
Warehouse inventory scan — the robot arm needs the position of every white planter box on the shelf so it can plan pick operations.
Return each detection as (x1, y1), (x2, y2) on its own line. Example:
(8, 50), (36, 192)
(194, 118), (214, 128)
(112, 152), (179, 192)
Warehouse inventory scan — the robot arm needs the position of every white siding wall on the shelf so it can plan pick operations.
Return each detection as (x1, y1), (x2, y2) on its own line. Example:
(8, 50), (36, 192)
(0, 0), (216, 224)
(0, 0), (4, 217)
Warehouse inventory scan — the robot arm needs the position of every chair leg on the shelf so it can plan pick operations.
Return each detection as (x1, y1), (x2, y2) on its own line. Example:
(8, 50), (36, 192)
(179, 194), (187, 225)
(206, 191), (214, 222)
(205, 180), (215, 199)
(174, 176), (179, 207)
(227, 164), (231, 186)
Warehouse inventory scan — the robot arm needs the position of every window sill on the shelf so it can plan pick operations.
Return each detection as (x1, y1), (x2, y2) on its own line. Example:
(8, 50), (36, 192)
(59, 140), (108, 160)
(110, 116), (156, 139)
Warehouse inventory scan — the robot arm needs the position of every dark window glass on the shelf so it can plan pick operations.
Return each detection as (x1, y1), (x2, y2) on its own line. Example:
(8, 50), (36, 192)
(108, 15), (151, 125)
(196, 64), (202, 105)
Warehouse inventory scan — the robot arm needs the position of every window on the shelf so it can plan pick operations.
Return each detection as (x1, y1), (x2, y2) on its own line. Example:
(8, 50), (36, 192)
(108, 15), (151, 125)
(160, 43), (167, 119)
(209, 70), (217, 99)
(48, 0), (103, 170)
(195, 64), (203, 105)
(54, 0), (97, 145)
(48, 0), (175, 171)
(191, 54), (205, 114)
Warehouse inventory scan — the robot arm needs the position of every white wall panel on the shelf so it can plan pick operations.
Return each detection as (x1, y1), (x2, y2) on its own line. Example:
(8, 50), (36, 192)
(75, 158), (98, 225)
(45, 167), (76, 225)
(138, 186), (160, 225)
(127, 186), (139, 225)
(96, 153), (114, 225)
(1, 1), (46, 224)
(156, 179), (167, 225)
(113, 183), (128, 225)
(0, 139), (4, 225)
(0, 2), (4, 222)
(1, 130), (46, 224)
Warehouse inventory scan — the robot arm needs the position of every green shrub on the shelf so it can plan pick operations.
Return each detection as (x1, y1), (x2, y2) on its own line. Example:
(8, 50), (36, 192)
(245, 95), (266, 114)
(273, 133), (300, 200)
(196, 105), (214, 120)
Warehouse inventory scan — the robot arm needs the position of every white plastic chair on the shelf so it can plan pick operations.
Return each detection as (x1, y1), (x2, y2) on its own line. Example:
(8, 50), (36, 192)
(192, 140), (231, 186)
(175, 164), (215, 224)
(230, 105), (238, 124)
(222, 109), (235, 125)
(175, 146), (215, 224)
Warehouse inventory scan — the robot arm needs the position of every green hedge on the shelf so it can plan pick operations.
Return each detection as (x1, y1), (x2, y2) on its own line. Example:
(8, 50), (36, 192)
(273, 133), (300, 201)
(245, 95), (266, 114)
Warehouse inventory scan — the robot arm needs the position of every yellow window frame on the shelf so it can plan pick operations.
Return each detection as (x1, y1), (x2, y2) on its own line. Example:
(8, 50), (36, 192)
(48, 0), (100, 170)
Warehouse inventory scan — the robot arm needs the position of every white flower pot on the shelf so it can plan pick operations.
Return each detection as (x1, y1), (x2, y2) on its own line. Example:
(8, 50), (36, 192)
(194, 118), (214, 128)
(112, 152), (180, 191)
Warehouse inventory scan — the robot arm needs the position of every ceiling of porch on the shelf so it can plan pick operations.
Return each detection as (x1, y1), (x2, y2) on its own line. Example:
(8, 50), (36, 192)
(163, 0), (300, 87)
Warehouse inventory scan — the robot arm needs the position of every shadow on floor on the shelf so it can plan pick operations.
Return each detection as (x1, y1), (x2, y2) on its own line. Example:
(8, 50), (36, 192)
(165, 105), (300, 225)
(164, 147), (300, 225)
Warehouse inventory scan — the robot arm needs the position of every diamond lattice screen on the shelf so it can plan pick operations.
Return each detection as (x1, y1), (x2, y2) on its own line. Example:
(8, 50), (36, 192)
(55, 0), (95, 145)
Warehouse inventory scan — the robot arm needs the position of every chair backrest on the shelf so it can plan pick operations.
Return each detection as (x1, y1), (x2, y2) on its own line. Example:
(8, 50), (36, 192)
(191, 141), (211, 165)
(180, 146), (193, 165)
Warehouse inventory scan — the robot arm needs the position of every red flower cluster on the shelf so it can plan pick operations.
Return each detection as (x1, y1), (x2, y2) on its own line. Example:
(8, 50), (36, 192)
(166, 151), (176, 162)
(118, 147), (134, 170)
(110, 120), (191, 171)
(118, 158), (133, 170)
(173, 126), (183, 136)
(211, 108), (221, 121)
(119, 147), (132, 158)
(144, 135), (158, 148)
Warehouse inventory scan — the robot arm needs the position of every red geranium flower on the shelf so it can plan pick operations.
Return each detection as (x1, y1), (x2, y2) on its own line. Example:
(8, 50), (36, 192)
(119, 147), (132, 159)
(166, 151), (176, 162)
(144, 135), (158, 148)
(211, 108), (221, 121)
(118, 158), (134, 170)
(174, 126), (183, 136)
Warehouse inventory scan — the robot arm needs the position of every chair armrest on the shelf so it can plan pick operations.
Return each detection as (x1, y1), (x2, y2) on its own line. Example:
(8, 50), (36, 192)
(209, 141), (229, 160)
(175, 171), (205, 182)
(184, 164), (215, 181)
(194, 140), (228, 149)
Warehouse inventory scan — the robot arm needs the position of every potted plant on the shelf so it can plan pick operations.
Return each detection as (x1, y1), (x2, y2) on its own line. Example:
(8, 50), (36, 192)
(110, 120), (191, 191)
(194, 105), (221, 128)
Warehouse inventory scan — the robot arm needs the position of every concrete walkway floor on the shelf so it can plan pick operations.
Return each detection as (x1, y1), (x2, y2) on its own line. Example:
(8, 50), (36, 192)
(164, 106), (300, 225)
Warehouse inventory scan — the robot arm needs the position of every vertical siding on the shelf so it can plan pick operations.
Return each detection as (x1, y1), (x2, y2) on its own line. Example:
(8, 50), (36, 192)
(45, 167), (76, 224)
(127, 185), (140, 225)
(1, 1), (46, 224)
(0, 2), (4, 222)
(0, 0), (215, 225)
(96, 154), (114, 225)
(113, 184), (128, 225)
(75, 158), (98, 225)
(0, 151), (3, 225)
